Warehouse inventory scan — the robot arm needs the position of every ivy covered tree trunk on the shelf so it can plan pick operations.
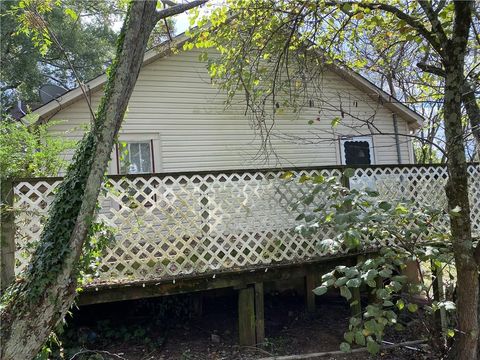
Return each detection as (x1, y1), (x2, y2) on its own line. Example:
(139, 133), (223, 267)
(0, 2), (158, 358)
(0, 0), (204, 358)
(442, 3), (478, 359)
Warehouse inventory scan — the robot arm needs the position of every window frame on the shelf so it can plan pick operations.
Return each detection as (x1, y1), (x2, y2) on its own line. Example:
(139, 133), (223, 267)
(110, 132), (161, 175)
(117, 141), (154, 174)
(339, 135), (375, 165)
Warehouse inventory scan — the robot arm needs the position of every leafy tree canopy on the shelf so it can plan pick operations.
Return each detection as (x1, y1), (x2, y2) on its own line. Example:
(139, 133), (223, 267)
(0, 114), (74, 179)
(0, 0), (123, 111)
(1, 0), (178, 113)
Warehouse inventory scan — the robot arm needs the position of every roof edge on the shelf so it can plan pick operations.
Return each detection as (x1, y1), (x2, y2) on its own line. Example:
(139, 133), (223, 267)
(30, 31), (422, 130)
(32, 33), (189, 121)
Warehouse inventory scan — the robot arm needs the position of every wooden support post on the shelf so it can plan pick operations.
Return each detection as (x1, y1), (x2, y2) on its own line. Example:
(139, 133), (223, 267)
(305, 273), (316, 313)
(1, 179), (15, 292)
(238, 286), (256, 346)
(191, 293), (203, 318)
(254, 282), (265, 345)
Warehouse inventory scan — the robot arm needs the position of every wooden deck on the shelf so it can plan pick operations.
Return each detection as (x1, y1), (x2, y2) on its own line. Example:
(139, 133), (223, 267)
(7, 163), (479, 287)
(2, 163), (479, 345)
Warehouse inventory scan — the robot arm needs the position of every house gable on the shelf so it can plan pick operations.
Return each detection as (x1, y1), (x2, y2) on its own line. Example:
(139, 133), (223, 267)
(42, 39), (419, 172)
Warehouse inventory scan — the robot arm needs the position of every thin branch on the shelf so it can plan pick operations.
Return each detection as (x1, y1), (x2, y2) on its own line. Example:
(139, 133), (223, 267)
(69, 349), (127, 360)
(28, 8), (97, 122)
(416, 62), (446, 77)
(258, 340), (427, 360)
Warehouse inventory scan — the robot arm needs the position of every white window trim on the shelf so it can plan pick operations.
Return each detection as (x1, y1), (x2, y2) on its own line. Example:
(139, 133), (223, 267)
(339, 135), (375, 165)
(109, 132), (161, 175)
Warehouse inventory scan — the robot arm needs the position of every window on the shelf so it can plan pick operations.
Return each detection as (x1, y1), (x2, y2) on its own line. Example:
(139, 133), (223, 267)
(118, 141), (153, 174)
(339, 136), (374, 165)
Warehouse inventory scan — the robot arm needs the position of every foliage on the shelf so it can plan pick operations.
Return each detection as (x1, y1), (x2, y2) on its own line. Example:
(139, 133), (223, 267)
(0, 0), (131, 310)
(290, 171), (453, 353)
(188, 0), (479, 158)
(1, 0), (120, 110)
(191, 2), (479, 356)
(1, 0), (178, 113)
(0, 115), (74, 180)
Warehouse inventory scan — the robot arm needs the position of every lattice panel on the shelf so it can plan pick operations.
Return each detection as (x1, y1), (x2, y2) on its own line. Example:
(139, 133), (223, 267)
(468, 165), (480, 236)
(13, 179), (62, 271)
(12, 164), (480, 283)
(352, 166), (450, 233)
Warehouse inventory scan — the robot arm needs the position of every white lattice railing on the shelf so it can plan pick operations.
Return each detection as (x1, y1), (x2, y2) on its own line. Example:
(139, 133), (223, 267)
(11, 164), (480, 284)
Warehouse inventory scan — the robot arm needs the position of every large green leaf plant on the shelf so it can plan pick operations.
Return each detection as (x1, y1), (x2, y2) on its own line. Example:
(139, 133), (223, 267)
(290, 171), (454, 353)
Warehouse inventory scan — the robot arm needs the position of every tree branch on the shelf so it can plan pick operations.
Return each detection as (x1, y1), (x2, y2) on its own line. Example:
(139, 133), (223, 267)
(154, 0), (209, 22)
(418, 0), (448, 45)
(324, 1), (445, 56)
(416, 62), (446, 77)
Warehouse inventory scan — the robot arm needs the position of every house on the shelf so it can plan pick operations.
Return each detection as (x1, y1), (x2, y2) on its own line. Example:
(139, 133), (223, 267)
(30, 33), (422, 174)
(9, 33), (444, 347)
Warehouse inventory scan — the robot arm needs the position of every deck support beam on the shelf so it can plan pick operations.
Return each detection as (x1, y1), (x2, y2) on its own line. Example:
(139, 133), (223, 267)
(238, 286), (256, 346)
(305, 273), (317, 313)
(237, 282), (265, 346)
(78, 255), (359, 306)
(254, 282), (265, 345)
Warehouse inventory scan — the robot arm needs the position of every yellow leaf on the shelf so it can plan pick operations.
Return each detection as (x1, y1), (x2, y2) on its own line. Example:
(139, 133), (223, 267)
(355, 12), (364, 20)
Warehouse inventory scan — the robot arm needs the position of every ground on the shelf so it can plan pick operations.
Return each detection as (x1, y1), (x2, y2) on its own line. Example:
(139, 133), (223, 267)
(58, 290), (436, 360)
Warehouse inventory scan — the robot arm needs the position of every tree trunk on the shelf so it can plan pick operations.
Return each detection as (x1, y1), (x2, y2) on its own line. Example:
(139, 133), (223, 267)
(443, 4), (478, 358)
(0, 2), (159, 359)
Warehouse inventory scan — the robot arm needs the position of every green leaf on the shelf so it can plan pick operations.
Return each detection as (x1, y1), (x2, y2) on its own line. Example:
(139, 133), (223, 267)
(355, 331), (366, 346)
(331, 116), (341, 127)
(367, 338), (380, 355)
(365, 269), (378, 282)
(396, 299), (405, 310)
(378, 201), (392, 211)
(340, 342), (351, 352)
(313, 286), (328, 296)
(346, 278), (362, 288)
(281, 171), (294, 180)
(407, 303), (418, 313)
(335, 277), (349, 286)
(340, 286), (352, 300)
(379, 268), (392, 278)
(64, 8), (78, 21)
(376, 288), (389, 300)
(344, 331), (354, 343)
(343, 168), (355, 178)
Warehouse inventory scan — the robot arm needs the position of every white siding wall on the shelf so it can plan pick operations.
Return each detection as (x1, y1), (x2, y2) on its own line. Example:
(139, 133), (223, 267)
(47, 49), (414, 174)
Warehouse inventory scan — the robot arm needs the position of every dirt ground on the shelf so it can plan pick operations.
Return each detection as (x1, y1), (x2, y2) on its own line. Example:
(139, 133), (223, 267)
(60, 290), (435, 360)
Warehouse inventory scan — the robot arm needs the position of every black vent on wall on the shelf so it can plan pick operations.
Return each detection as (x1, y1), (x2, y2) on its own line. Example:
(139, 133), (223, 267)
(344, 141), (371, 165)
